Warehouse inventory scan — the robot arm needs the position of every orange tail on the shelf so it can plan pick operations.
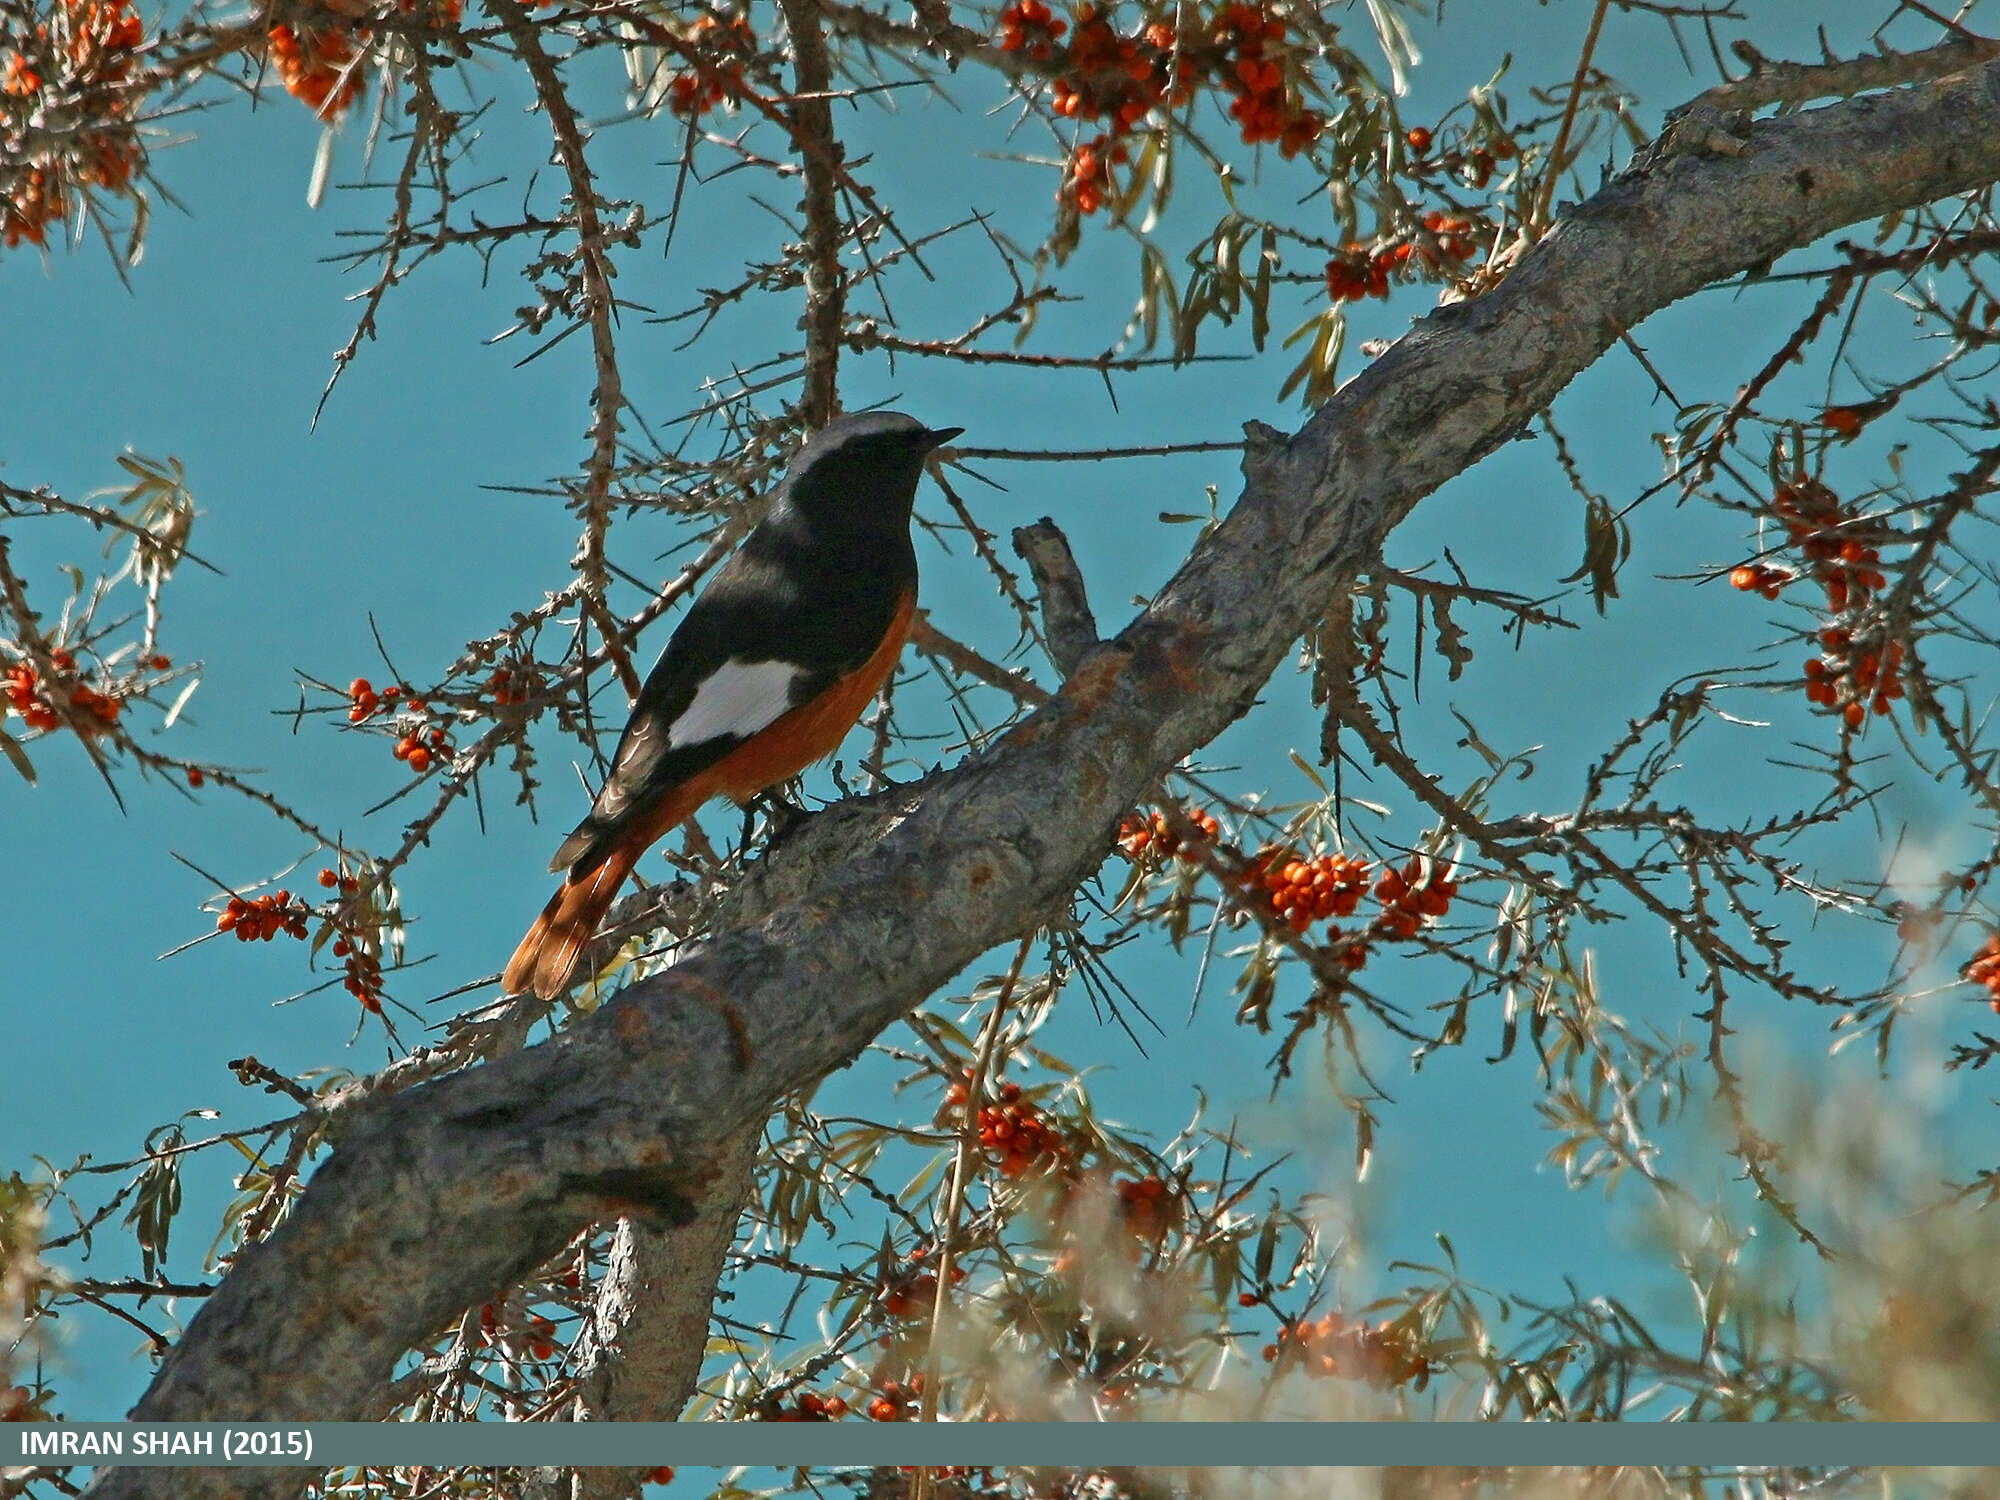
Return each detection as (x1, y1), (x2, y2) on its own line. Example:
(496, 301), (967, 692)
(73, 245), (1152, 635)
(503, 843), (642, 999)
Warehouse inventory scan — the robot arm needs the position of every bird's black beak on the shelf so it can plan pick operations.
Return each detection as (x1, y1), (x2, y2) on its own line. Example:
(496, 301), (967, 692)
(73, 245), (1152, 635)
(921, 426), (964, 450)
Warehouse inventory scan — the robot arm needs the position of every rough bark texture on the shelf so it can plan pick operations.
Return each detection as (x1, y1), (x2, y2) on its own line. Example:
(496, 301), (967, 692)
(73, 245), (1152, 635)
(520, 1132), (759, 1500)
(83, 57), (2000, 1500)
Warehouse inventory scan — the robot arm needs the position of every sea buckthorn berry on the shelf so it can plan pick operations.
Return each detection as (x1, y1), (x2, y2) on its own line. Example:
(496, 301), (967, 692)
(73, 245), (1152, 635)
(665, 14), (756, 119)
(3, 51), (42, 95)
(267, 21), (367, 117)
(1247, 850), (1373, 930)
(1114, 1172), (1178, 1242)
(976, 1093), (1066, 1177)
(1404, 125), (1431, 153)
(1965, 934), (2000, 1011)
(1728, 562), (1790, 600)
(215, 891), (310, 943)
(998, 0), (1065, 57)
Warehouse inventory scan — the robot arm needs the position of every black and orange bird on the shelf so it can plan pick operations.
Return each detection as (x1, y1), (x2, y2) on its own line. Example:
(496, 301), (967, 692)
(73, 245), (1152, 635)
(502, 411), (961, 1000)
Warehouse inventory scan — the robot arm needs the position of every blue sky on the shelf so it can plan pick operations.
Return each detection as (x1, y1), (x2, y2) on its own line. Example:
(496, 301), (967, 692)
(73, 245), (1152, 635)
(2, 0), (1983, 1430)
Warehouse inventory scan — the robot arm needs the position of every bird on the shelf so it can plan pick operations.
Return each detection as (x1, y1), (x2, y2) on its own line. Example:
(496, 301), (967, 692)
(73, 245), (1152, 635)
(502, 410), (962, 1000)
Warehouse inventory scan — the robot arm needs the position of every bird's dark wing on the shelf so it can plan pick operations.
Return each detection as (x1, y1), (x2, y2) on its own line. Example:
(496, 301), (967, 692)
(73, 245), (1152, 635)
(547, 529), (911, 875)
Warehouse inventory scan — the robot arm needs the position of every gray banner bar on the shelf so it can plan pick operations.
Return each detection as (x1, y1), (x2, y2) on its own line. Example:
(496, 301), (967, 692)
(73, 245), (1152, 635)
(9, 1422), (1999, 1470)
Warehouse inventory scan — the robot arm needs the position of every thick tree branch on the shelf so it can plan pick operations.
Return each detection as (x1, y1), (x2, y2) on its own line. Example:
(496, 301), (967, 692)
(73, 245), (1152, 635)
(83, 55), (2000, 1500)
(1012, 518), (1099, 677)
(519, 1131), (758, 1500)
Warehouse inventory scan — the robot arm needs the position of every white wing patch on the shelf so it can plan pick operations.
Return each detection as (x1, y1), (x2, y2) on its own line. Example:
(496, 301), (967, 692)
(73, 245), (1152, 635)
(666, 658), (806, 749)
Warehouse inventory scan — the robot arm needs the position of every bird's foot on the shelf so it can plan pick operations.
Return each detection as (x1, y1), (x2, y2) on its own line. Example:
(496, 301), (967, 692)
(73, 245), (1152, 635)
(743, 788), (814, 852)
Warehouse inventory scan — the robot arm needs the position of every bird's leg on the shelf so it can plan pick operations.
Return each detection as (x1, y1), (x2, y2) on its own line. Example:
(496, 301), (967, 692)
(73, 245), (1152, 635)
(748, 783), (814, 850)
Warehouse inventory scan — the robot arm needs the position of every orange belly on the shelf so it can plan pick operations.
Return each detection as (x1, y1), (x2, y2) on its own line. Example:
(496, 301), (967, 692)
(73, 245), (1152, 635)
(630, 589), (916, 845)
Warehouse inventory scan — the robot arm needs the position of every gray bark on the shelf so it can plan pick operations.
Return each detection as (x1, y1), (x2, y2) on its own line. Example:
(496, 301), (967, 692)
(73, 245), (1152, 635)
(83, 54), (2000, 1500)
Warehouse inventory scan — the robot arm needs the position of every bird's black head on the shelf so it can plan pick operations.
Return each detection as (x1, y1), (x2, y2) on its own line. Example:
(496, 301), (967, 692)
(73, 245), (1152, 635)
(777, 411), (961, 532)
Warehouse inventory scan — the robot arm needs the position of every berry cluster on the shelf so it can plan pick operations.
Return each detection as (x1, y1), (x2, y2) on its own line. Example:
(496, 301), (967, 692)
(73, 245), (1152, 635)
(210, 867), (387, 1011)
(216, 891), (311, 943)
(1044, 5), (1179, 135)
(347, 676), (386, 721)
(483, 661), (533, 706)
(1728, 562), (1790, 601)
(756, 1389), (849, 1421)
(998, 0), (1064, 57)
(966, 1080), (1067, 1178)
(666, 14), (756, 119)
(393, 724), (452, 774)
(1115, 1172), (1176, 1242)
(1370, 856), (1457, 939)
(317, 866), (385, 1011)
(864, 1374), (923, 1421)
(1964, 934), (2000, 1013)
(1773, 478), (1889, 615)
(1241, 850), (1371, 932)
(1117, 805), (1220, 860)
(1063, 133), (1125, 216)
(1231, 850), (1456, 975)
(3, 650), (122, 734)
(2, 167), (64, 250)
(1003, 1), (1326, 217)
(476, 1302), (559, 1358)
(1211, 2), (1320, 154)
(877, 1246), (967, 1317)
(1802, 628), (1904, 730)
(1261, 1308), (1429, 1386)
(266, 22), (367, 118)
(348, 677), (455, 774)
(525, 1314), (559, 1360)
(1731, 479), (1907, 731)
(66, 0), (144, 66)
(1323, 210), (1480, 302)
(3, 0), (148, 249)
(0, 1385), (51, 1421)
(1395, 118), (1517, 187)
